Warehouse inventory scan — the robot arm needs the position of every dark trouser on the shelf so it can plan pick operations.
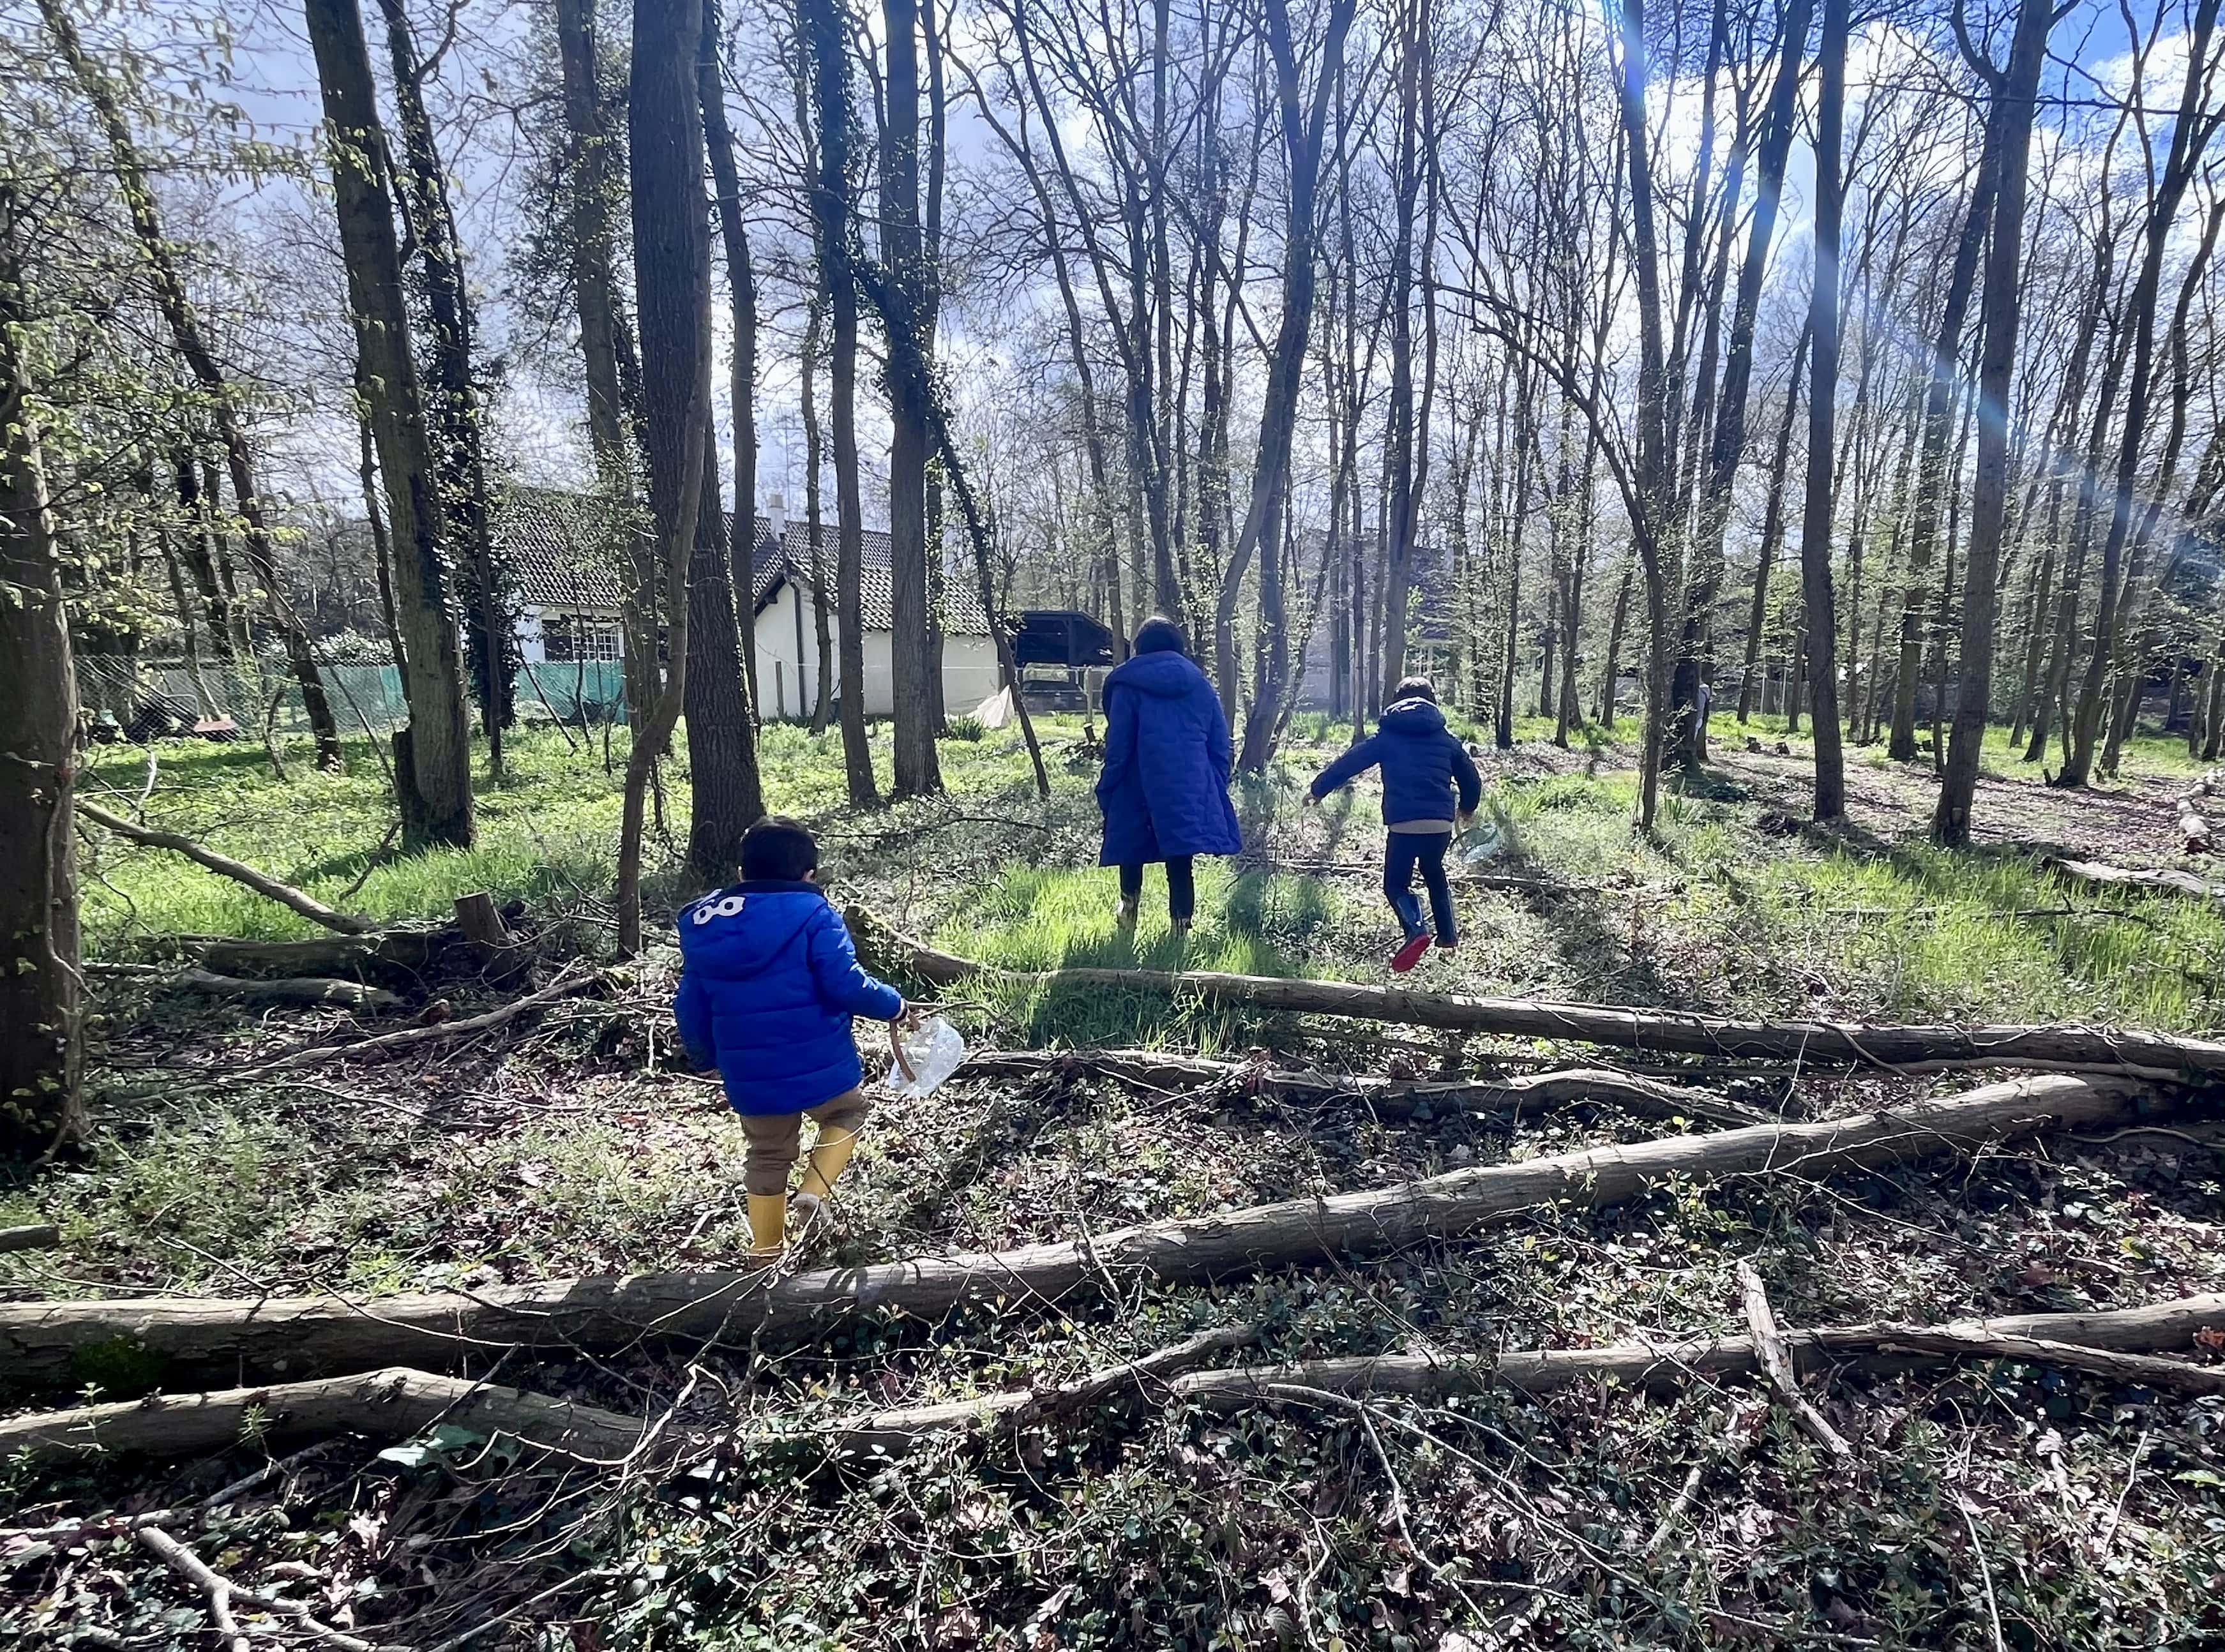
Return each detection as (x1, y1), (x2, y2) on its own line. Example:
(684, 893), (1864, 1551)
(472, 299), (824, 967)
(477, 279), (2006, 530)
(1384, 831), (1455, 945)
(1119, 856), (1196, 922)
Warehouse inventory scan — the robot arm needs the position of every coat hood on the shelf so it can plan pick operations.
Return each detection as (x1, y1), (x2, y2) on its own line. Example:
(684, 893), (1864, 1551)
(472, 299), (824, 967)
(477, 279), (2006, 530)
(1106, 649), (1211, 699)
(679, 882), (823, 980)
(1379, 696), (1448, 738)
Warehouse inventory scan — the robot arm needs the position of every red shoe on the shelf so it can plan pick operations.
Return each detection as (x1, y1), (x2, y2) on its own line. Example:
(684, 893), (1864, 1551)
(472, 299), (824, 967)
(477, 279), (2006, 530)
(1391, 933), (1431, 973)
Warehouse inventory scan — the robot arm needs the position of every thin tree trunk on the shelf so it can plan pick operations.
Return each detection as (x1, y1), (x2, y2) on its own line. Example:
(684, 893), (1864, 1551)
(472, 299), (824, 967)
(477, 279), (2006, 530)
(803, 0), (878, 806)
(555, 0), (655, 730)
(617, 0), (713, 950)
(1738, 325), (1809, 721)
(683, 423), (763, 890)
(2062, 0), (2223, 786)
(1935, 0), (2055, 843)
(700, 0), (760, 715)
(803, 303), (834, 732)
(375, 0), (510, 776)
(303, 0), (475, 848)
(1797, 0), (1850, 819)
(880, 0), (941, 797)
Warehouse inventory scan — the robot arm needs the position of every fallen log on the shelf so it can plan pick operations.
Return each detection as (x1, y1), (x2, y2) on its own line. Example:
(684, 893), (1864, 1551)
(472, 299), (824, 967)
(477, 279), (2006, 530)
(0, 1075), (2178, 1392)
(0, 1365), (649, 1466)
(77, 800), (375, 936)
(188, 927), (449, 980)
(958, 1048), (1769, 1130)
(852, 909), (2225, 1081)
(241, 971), (600, 1074)
(2048, 858), (2225, 903)
(0, 1223), (59, 1252)
(1172, 1293), (2225, 1408)
(177, 968), (402, 1014)
(806, 1323), (1260, 1459)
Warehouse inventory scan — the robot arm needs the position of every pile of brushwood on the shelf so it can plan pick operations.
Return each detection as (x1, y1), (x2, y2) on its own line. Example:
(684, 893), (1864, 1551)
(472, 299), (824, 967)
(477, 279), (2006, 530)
(6, 826), (2225, 1648)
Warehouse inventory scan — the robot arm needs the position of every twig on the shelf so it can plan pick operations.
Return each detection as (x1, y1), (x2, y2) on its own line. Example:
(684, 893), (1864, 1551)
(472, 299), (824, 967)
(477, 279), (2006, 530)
(2095, 1429), (2149, 1559)
(133, 1526), (249, 1652)
(1737, 1264), (1853, 1464)
(240, 970), (600, 1074)
(336, 819), (404, 903)
(1957, 1498), (2007, 1652)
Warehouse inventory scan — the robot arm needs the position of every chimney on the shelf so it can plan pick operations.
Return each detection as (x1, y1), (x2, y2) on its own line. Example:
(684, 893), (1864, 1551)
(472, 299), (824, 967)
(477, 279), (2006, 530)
(767, 491), (787, 549)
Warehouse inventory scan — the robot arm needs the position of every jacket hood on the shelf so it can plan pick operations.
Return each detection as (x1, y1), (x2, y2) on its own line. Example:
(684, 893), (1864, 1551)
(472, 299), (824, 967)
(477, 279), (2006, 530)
(1379, 696), (1447, 737)
(679, 883), (823, 979)
(1105, 650), (1209, 698)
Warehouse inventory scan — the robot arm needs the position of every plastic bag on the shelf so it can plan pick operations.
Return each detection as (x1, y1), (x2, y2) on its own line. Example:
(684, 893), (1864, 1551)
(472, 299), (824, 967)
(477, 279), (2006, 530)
(885, 1014), (966, 1100)
(1457, 797), (1521, 866)
(973, 686), (1016, 730)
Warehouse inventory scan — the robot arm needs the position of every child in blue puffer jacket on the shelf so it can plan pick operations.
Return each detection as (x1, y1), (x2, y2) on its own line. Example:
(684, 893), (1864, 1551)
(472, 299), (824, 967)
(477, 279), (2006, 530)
(1305, 677), (1482, 973)
(674, 816), (907, 1258)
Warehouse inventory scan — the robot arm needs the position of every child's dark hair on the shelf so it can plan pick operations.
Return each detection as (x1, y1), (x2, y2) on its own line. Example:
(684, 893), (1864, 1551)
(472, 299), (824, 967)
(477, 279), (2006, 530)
(1392, 675), (1438, 705)
(741, 815), (818, 882)
(1133, 616), (1187, 656)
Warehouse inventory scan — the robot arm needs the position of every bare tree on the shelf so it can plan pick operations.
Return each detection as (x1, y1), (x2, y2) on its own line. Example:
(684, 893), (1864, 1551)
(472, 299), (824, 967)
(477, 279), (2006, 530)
(1797, 0), (1849, 820)
(303, 0), (476, 849)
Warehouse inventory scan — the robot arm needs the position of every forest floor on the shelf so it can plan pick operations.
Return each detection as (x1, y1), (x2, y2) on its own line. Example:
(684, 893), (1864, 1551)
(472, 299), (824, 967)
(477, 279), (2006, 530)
(5, 710), (2224, 1650)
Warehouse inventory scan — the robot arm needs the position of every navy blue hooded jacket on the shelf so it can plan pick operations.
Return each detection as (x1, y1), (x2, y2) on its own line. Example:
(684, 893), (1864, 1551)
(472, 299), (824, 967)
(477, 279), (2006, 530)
(1309, 697), (1483, 827)
(1095, 650), (1244, 865)
(672, 882), (904, 1115)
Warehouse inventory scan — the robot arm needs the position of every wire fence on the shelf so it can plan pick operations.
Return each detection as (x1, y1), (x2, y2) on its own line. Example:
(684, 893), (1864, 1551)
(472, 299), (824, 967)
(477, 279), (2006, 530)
(75, 655), (630, 739)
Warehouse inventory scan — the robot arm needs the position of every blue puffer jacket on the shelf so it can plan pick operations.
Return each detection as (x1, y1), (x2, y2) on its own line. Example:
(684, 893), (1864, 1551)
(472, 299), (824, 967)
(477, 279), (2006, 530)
(1096, 650), (1244, 865)
(672, 882), (904, 1115)
(1309, 697), (1483, 827)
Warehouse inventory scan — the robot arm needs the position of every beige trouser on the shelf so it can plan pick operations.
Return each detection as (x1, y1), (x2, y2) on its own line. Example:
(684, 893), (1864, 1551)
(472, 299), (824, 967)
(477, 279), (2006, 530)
(737, 1088), (871, 1196)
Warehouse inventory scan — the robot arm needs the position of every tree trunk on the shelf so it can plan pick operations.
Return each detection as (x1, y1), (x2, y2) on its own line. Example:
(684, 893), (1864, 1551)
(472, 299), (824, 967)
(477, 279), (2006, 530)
(303, 0), (475, 849)
(2062, 0), (2222, 786)
(803, 304), (835, 731)
(375, 0), (511, 776)
(1376, 0), (1430, 700)
(43, 0), (343, 770)
(1935, 0), (2054, 844)
(554, 0), (656, 730)
(1889, 126), (1998, 761)
(802, 0), (879, 806)
(1797, 0), (1850, 819)
(617, 0), (713, 951)
(683, 424), (763, 891)
(0, 213), (83, 1161)
(880, 0), (941, 798)
(699, 0), (760, 714)
(1673, 0), (1813, 767)
(1232, 0), (1359, 769)
(1738, 326), (1810, 721)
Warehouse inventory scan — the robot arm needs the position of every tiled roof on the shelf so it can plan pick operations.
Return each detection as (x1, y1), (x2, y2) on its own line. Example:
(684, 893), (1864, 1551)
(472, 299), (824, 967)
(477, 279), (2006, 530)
(498, 488), (988, 635)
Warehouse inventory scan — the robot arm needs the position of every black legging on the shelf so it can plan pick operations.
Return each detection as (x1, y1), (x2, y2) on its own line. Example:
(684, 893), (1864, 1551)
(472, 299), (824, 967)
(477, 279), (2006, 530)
(1119, 856), (1196, 923)
(1384, 830), (1456, 945)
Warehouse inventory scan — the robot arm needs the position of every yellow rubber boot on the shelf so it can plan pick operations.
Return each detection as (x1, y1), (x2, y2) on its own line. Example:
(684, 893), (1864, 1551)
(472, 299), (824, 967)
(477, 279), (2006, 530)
(796, 1124), (861, 1205)
(746, 1193), (788, 1257)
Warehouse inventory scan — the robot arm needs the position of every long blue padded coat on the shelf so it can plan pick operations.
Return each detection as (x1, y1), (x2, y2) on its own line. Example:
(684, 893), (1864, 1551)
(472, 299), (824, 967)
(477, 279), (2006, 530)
(672, 881), (903, 1115)
(1309, 696), (1483, 826)
(1095, 650), (1244, 866)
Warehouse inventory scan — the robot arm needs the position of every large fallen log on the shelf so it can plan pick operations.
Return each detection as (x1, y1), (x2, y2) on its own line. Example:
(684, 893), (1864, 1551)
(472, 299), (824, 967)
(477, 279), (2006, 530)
(853, 910), (2225, 1081)
(186, 927), (449, 980)
(77, 800), (375, 936)
(958, 1048), (1769, 1130)
(0, 1366), (650, 1466)
(1172, 1293), (2225, 1408)
(0, 1075), (2178, 1392)
(2048, 858), (2225, 903)
(178, 968), (402, 1014)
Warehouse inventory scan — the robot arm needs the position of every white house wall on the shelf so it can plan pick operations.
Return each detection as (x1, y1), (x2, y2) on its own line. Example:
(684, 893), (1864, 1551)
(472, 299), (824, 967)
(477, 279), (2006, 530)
(751, 583), (999, 720)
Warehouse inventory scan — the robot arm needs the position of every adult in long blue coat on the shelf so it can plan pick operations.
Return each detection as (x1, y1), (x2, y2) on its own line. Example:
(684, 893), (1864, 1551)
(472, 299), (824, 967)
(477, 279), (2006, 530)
(1096, 617), (1242, 931)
